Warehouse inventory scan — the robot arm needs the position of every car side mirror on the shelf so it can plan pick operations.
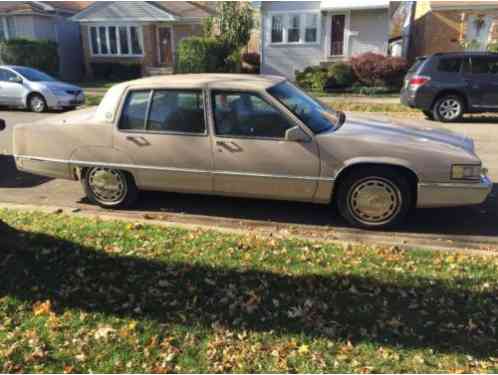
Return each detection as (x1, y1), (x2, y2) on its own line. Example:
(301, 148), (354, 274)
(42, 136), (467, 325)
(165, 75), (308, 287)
(9, 76), (22, 84)
(0, 119), (5, 131)
(285, 126), (311, 143)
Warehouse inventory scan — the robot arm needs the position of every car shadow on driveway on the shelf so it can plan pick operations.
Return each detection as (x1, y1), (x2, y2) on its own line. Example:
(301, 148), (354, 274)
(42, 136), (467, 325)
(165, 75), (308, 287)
(0, 155), (52, 188)
(1, 221), (497, 358)
(104, 183), (498, 238)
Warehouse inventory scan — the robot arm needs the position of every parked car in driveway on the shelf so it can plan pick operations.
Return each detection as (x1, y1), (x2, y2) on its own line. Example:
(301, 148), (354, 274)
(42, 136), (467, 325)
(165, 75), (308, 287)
(0, 66), (84, 113)
(401, 52), (498, 122)
(5, 74), (492, 229)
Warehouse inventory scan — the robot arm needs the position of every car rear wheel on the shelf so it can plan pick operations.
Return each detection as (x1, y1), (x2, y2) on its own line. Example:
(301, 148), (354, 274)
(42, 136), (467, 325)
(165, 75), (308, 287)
(422, 110), (434, 120)
(433, 95), (464, 122)
(336, 167), (412, 230)
(28, 94), (47, 113)
(82, 167), (138, 209)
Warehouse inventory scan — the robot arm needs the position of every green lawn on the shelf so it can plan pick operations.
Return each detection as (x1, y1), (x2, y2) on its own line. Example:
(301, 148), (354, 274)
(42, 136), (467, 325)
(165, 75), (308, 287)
(1, 209), (497, 373)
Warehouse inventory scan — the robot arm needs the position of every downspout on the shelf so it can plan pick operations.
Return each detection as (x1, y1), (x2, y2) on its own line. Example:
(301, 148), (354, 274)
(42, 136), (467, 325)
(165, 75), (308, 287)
(402, 1), (416, 61)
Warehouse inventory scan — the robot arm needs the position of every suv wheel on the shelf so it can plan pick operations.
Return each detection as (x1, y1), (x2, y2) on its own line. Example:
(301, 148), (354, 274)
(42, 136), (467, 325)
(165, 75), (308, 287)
(433, 95), (464, 122)
(336, 167), (412, 230)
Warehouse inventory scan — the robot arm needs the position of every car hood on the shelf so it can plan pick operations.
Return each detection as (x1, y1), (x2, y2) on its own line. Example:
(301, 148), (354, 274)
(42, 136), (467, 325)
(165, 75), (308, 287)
(331, 115), (475, 153)
(35, 81), (82, 92)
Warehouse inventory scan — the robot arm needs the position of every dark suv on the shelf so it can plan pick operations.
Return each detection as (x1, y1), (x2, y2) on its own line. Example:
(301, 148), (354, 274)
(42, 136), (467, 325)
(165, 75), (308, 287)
(401, 52), (498, 122)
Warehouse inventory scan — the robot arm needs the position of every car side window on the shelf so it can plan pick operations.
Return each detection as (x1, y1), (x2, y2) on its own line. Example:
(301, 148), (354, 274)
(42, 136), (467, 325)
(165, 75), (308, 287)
(437, 58), (462, 73)
(0, 69), (17, 82)
(467, 56), (498, 75)
(147, 90), (205, 134)
(119, 90), (150, 131)
(212, 91), (293, 139)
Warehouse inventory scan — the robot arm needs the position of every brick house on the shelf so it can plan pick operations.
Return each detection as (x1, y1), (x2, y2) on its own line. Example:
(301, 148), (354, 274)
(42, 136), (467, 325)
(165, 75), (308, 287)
(410, 1), (498, 60)
(71, 1), (216, 78)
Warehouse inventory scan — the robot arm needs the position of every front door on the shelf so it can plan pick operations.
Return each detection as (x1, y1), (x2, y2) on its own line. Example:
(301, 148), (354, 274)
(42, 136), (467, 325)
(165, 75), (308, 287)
(157, 27), (173, 66)
(0, 68), (27, 106)
(210, 90), (320, 201)
(330, 14), (345, 56)
(463, 55), (498, 110)
(113, 89), (212, 193)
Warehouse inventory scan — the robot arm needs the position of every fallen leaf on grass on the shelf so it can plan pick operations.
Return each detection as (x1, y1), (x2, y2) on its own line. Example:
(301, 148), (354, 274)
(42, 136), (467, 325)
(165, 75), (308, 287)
(94, 325), (115, 340)
(33, 300), (52, 316)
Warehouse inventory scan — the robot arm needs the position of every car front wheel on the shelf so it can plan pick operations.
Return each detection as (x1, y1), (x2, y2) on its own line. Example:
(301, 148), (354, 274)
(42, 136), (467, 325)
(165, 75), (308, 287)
(28, 93), (47, 113)
(433, 95), (464, 122)
(82, 167), (138, 209)
(336, 167), (412, 230)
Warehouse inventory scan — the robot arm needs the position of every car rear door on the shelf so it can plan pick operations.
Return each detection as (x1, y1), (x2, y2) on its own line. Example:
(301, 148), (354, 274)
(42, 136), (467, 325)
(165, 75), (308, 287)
(463, 55), (498, 110)
(112, 88), (213, 193)
(209, 90), (320, 201)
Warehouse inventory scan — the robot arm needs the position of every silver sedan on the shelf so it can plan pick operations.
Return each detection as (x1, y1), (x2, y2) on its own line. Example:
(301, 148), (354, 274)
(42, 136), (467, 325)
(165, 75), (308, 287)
(0, 65), (84, 112)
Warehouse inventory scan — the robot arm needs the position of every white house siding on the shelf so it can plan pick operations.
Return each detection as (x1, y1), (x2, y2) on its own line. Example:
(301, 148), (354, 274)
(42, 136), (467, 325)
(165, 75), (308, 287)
(260, 1), (324, 79)
(349, 9), (388, 56)
(10, 15), (35, 38)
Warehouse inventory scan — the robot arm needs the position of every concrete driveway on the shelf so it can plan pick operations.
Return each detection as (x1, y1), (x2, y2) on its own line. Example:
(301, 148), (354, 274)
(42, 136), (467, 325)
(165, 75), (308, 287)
(0, 109), (497, 250)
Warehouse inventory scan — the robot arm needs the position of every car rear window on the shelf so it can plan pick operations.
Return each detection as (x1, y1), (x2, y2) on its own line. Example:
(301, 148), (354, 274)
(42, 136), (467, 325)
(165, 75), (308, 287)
(437, 57), (462, 73)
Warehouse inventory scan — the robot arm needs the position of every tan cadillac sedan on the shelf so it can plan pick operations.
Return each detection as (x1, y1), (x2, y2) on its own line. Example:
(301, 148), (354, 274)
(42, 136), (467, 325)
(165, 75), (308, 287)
(9, 74), (493, 229)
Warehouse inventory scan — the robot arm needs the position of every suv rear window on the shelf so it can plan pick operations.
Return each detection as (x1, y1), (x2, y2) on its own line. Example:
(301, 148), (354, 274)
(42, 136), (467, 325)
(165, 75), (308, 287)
(437, 57), (462, 73)
(408, 57), (426, 73)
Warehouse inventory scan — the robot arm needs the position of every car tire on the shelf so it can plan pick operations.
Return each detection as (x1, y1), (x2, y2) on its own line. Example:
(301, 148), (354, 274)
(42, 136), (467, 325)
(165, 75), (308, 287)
(82, 167), (138, 209)
(335, 167), (412, 230)
(28, 93), (47, 113)
(432, 95), (464, 122)
(422, 110), (434, 120)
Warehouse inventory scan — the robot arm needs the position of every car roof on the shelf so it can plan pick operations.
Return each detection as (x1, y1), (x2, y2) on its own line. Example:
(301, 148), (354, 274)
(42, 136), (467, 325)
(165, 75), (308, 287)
(430, 51), (498, 59)
(120, 74), (287, 91)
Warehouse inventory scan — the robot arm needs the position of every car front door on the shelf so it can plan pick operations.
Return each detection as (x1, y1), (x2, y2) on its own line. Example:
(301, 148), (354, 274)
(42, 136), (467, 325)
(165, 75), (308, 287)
(209, 90), (320, 201)
(0, 68), (26, 106)
(113, 88), (213, 193)
(463, 55), (498, 110)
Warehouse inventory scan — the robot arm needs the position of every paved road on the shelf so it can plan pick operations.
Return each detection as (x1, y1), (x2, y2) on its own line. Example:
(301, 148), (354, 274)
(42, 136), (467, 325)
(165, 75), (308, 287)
(1, 109), (497, 249)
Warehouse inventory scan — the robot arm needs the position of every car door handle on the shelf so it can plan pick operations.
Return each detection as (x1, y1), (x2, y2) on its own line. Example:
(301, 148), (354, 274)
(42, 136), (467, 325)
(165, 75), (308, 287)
(216, 140), (242, 153)
(126, 135), (150, 147)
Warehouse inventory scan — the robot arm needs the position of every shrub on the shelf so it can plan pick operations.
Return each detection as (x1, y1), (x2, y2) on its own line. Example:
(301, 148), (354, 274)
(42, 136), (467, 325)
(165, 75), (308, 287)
(241, 52), (260, 66)
(326, 62), (355, 88)
(350, 52), (408, 88)
(175, 37), (232, 73)
(295, 66), (328, 91)
(0, 38), (59, 76)
(487, 42), (498, 52)
(241, 52), (260, 74)
(90, 62), (141, 81)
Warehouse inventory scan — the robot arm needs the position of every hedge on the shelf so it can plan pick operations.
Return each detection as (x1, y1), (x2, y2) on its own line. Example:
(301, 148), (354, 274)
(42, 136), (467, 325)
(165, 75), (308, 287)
(90, 62), (142, 81)
(175, 37), (232, 74)
(0, 38), (59, 76)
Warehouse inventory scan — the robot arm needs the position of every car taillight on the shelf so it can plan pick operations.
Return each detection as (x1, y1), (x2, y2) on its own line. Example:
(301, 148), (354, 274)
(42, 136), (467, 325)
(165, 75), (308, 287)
(408, 76), (430, 89)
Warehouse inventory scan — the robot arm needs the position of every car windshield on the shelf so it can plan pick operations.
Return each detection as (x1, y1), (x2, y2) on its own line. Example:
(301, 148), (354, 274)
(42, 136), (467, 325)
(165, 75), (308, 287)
(12, 67), (56, 82)
(268, 81), (340, 134)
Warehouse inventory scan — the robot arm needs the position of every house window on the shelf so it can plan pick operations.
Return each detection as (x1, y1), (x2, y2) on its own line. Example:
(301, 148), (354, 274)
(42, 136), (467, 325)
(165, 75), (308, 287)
(89, 25), (143, 56)
(269, 13), (319, 45)
(288, 15), (300, 43)
(271, 15), (283, 43)
(305, 14), (318, 43)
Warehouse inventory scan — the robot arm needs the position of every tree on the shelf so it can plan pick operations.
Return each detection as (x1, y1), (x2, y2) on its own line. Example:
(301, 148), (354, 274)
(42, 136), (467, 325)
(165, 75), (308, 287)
(214, 2), (254, 51)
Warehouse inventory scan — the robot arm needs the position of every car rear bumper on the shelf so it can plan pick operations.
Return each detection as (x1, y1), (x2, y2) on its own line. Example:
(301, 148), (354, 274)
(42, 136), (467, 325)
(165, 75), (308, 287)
(400, 88), (434, 111)
(417, 175), (493, 208)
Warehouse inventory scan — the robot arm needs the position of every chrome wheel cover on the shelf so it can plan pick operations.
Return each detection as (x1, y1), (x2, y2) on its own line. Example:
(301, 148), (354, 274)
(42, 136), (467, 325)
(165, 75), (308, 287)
(30, 96), (45, 112)
(438, 99), (461, 120)
(88, 168), (127, 205)
(347, 177), (402, 226)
